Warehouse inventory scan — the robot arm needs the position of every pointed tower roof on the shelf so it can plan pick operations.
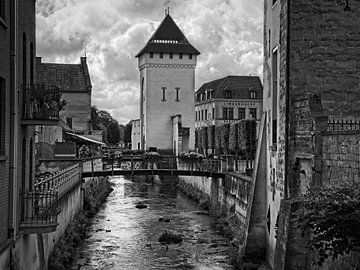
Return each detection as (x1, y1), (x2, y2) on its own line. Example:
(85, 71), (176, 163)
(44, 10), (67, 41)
(135, 14), (200, 57)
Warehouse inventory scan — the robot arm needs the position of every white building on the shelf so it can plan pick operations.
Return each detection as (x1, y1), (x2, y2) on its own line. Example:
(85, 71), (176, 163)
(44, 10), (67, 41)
(135, 13), (200, 153)
(195, 76), (263, 128)
(131, 119), (141, 150)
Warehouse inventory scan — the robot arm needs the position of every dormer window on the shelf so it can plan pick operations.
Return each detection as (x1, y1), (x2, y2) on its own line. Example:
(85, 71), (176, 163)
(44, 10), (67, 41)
(160, 53), (163, 59)
(249, 90), (257, 99)
(225, 90), (232, 99)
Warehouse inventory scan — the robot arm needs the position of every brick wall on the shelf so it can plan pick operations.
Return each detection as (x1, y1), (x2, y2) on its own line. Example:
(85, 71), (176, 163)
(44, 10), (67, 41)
(289, 0), (360, 116)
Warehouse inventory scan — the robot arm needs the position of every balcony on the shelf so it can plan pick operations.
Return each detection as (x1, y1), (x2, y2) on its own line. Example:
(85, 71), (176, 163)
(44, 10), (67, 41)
(20, 164), (81, 234)
(21, 84), (62, 126)
(20, 191), (59, 234)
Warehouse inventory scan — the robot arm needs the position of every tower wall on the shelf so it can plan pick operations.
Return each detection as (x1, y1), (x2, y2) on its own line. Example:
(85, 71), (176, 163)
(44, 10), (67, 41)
(139, 52), (196, 151)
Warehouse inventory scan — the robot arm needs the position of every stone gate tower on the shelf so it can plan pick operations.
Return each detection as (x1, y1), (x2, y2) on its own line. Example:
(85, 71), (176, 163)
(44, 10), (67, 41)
(135, 13), (200, 153)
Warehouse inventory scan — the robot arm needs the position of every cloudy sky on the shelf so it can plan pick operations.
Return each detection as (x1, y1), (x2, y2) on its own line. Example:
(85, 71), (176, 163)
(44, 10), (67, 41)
(36, 0), (263, 124)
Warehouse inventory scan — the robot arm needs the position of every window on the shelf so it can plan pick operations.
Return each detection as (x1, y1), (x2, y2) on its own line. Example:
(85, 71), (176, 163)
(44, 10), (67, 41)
(238, 108), (245, 119)
(224, 90), (232, 99)
(249, 90), (257, 99)
(223, 107), (228, 119)
(161, 87), (166, 101)
(30, 42), (34, 84)
(229, 108), (234, 120)
(22, 33), (27, 86)
(66, 116), (73, 129)
(201, 110), (204, 121)
(205, 109), (207, 120)
(0, 77), (5, 155)
(272, 49), (278, 145)
(179, 53), (183, 59)
(250, 108), (257, 119)
(212, 108), (215, 120)
(169, 53), (173, 59)
(175, 87), (180, 101)
(0, 0), (5, 20)
(29, 139), (33, 191)
(160, 52), (163, 59)
(150, 52), (153, 58)
(189, 54), (192, 59)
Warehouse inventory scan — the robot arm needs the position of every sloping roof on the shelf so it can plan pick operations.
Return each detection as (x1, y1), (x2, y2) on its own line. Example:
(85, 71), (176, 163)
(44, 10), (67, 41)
(136, 14), (200, 57)
(36, 57), (92, 93)
(196, 76), (263, 100)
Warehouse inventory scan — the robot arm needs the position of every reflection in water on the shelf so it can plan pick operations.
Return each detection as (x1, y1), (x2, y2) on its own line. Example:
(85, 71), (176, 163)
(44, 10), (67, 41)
(74, 176), (234, 270)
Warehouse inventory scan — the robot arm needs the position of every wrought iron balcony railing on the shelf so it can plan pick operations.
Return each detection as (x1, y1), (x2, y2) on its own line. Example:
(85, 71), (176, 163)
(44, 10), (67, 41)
(20, 191), (59, 234)
(20, 164), (81, 234)
(22, 84), (62, 125)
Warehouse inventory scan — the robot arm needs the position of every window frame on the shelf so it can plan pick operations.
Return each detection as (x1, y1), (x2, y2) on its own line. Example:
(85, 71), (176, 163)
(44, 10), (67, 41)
(179, 53), (183, 59)
(223, 107), (228, 120)
(169, 53), (173, 59)
(238, 108), (245, 120)
(161, 87), (166, 101)
(160, 52), (163, 59)
(224, 90), (232, 99)
(150, 52), (153, 58)
(250, 108), (257, 119)
(175, 87), (180, 102)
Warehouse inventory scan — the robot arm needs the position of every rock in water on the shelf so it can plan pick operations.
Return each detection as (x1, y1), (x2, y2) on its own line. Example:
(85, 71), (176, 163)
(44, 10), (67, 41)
(158, 230), (183, 244)
(135, 202), (148, 209)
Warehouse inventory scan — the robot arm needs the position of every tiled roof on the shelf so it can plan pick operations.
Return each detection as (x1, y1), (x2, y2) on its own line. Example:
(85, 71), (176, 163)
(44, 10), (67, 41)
(36, 57), (92, 93)
(196, 76), (263, 100)
(136, 14), (200, 57)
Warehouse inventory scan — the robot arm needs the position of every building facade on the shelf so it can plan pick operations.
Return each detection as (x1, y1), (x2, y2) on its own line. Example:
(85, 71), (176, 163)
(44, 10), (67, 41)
(36, 57), (92, 136)
(263, 0), (360, 269)
(135, 13), (200, 153)
(131, 119), (141, 150)
(195, 76), (263, 129)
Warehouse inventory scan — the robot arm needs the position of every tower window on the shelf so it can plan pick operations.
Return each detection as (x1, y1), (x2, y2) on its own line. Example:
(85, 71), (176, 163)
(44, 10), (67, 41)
(238, 108), (245, 119)
(224, 90), (232, 99)
(179, 53), (183, 59)
(160, 52), (163, 59)
(249, 90), (257, 99)
(229, 108), (234, 120)
(169, 53), (173, 59)
(189, 54), (192, 59)
(0, 77), (5, 155)
(161, 87), (166, 101)
(175, 87), (180, 102)
(223, 108), (228, 120)
(250, 108), (257, 119)
(150, 52), (153, 58)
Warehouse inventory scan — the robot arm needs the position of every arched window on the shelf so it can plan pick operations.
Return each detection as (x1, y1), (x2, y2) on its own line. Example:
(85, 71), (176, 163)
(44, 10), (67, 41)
(21, 138), (26, 222)
(249, 90), (257, 99)
(29, 138), (33, 191)
(22, 33), (27, 86)
(30, 42), (34, 85)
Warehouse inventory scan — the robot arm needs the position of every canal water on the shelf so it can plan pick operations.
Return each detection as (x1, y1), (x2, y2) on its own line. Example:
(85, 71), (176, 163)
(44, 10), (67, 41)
(73, 176), (234, 270)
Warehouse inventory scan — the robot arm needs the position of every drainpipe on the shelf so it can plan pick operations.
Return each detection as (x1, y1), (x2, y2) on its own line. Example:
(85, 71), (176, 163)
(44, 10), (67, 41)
(284, 0), (290, 200)
(9, 0), (19, 239)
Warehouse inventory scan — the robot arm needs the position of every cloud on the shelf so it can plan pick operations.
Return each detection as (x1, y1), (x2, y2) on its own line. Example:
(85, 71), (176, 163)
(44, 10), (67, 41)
(36, 0), (263, 124)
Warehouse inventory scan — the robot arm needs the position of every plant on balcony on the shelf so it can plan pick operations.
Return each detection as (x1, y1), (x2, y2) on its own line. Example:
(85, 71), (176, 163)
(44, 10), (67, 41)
(221, 124), (230, 154)
(202, 127), (208, 150)
(229, 122), (238, 152)
(207, 125), (215, 149)
(178, 151), (204, 163)
(237, 121), (247, 152)
(142, 152), (162, 163)
(215, 125), (222, 150)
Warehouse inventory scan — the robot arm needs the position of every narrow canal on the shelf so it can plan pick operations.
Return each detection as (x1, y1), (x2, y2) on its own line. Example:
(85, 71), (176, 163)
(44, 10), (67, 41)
(73, 176), (235, 270)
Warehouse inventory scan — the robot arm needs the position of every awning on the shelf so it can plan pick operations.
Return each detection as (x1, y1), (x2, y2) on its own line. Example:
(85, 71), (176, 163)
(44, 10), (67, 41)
(65, 132), (105, 145)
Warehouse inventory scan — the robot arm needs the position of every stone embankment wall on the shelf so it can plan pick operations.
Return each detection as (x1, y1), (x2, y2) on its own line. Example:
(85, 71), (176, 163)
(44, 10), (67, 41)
(177, 173), (257, 266)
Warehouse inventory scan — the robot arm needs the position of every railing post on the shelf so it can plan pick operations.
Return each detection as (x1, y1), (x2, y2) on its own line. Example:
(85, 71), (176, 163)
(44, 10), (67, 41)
(131, 156), (134, 176)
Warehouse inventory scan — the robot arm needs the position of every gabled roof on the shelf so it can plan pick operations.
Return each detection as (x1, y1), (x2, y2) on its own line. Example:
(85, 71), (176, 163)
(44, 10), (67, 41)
(36, 57), (92, 93)
(196, 76), (263, 100)
(136, 14), (200, 57)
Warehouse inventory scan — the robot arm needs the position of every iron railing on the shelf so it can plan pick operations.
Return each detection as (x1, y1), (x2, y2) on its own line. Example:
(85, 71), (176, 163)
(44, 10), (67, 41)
(22, 84), (61, 122)
(35, 164), (81, 197)
(20, 191), (58, 231)
(327, 119), (360, 132)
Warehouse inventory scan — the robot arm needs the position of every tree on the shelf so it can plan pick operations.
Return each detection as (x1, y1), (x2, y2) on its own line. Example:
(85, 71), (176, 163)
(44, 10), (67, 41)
(296, 181), (360, 266)
(91, 106), (121, 145)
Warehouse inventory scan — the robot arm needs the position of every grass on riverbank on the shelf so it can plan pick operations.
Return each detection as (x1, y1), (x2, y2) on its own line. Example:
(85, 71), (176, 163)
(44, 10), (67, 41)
(48, 178), (114, 270)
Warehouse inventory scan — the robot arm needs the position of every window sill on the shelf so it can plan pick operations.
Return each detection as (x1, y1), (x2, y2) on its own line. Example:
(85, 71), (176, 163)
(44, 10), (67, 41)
(0, 17), (8, 29)
(0, 155), (7, 161)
